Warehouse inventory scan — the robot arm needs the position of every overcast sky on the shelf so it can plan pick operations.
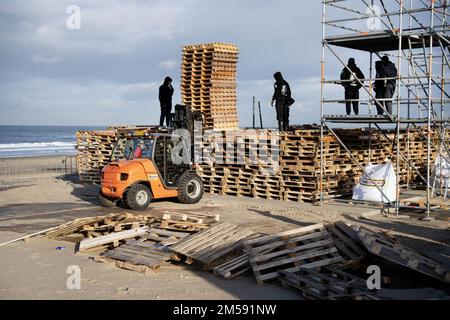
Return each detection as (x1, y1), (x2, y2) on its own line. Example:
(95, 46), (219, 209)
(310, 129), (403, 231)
(0, 0), (375, 127)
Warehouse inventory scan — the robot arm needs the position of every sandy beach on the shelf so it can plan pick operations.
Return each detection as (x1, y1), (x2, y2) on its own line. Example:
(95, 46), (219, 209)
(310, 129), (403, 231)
(0, 159), (449, 300)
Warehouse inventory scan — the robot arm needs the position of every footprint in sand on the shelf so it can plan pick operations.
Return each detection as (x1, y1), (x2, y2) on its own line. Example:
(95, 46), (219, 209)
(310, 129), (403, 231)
(37, 262), (52, 267)
(116, 287), (131, 296)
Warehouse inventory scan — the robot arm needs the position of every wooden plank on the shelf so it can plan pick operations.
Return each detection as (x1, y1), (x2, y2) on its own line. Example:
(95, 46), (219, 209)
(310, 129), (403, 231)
(78, 227), (150, 251)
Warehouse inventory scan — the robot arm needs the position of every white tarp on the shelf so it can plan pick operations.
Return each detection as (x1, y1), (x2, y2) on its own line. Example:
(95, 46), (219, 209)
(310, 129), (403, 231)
(432, 155), (450, 190)
(352, 161), (397, 203)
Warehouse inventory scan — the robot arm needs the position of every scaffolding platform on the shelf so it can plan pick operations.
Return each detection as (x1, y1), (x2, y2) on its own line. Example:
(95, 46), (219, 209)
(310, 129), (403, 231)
(325, 31), (449, 52)
(323, 115), (450, 124)
(320, 0), (449, 217)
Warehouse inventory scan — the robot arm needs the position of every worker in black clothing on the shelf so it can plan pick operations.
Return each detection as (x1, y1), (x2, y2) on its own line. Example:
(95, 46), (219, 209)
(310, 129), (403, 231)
(340, 58), (365, 115)
(374, 60), (386, 115)
(271, 72), (292, 131)
(159, 76), (174, 127)
(380, 55), (397, 116)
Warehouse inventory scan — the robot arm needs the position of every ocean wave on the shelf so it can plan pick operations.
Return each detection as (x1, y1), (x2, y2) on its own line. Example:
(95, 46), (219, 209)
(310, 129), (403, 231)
(0, 141), (76, 151)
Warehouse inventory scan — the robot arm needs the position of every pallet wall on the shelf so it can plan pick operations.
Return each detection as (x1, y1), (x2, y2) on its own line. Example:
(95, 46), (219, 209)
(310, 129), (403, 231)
(76, 126), (447, 203)
(197, 127), (446, 202)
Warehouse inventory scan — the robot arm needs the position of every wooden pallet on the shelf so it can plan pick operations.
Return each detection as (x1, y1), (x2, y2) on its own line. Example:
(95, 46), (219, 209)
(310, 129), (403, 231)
(279, 267), (377, 300)
(170, 223), (256, 269)
(95, 240), (174, 274)
(325, 221), (368, 267)
(243, 223), (344, 284)
(161, 211), (220, 225)
(357, 227), (450, 283)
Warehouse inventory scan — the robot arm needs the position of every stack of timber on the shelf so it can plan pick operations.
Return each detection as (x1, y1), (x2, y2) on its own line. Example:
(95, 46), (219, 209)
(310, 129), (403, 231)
(196, 126), (447, 203)
(76, 130), (117, 183)
(243, 223), (343, 284)
(181, 43), (239, 130)
(279, 267), (377, 300)
(76, 126), (167, 184)
(171, 223), (256, 269)
(196, 129), (282, 199)
(76, 126), (448, 202)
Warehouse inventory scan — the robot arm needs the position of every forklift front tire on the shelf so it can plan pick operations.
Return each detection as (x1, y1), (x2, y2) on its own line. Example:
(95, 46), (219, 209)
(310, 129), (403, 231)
(177, 173), (204, 204)
(125, 184), (152, 210)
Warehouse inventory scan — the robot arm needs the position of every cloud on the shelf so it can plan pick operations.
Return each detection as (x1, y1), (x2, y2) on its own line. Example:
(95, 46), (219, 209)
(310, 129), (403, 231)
(30, 53), (61, 63)
(0, 78), (175, 125)
(158, 60), (177, 70)
(0, 0), (395, 126)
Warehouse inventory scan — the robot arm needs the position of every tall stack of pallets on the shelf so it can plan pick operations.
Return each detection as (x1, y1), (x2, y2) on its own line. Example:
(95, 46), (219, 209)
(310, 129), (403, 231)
(76, 130), (117, 183)
(76, 126), (166, 184)
(181, 43), (239, 130)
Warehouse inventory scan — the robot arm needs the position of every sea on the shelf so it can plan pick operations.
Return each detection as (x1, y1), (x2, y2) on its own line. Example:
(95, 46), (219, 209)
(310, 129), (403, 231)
(0, 125), (106, 158)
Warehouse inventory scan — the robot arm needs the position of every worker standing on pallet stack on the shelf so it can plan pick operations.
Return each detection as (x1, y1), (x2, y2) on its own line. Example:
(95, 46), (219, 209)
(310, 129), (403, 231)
(271, 72), (294, 131)
(340, 58), (365, 116)
(159, 76), (174, 127)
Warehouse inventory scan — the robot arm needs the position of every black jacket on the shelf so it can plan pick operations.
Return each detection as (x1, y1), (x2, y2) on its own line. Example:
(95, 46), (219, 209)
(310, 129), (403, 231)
(159, 78), (174, 106)
(340, 64), (365, 90)
(272, 72), (291, 101)
(374, 60), (385, 92)
(382, 61), (397, 87)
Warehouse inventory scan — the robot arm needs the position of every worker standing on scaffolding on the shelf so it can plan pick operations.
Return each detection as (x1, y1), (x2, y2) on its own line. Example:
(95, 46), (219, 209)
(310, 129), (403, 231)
(271, 72), (293, 131)
(374, 60), (386, 115)
(340, 58), (365, 116)
(380, 55), (397, 116)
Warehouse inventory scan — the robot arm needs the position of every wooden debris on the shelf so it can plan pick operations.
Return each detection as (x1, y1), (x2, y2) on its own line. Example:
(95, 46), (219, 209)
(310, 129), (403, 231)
(158, 219), (210, 232)
(213, 253), (251, 280)
(325, 221), (368, 266)
(243, 223), (343, 284)
(170, 223), (256, 269)
(162, 211), (220, 225)
(138, 228), (190, 247)
(44, 213), (155, 240)
(95, 240), (174, 274)
(78, 227), (150, 252)
(279, 267), (377, 300)
(357, 227), (450, 284)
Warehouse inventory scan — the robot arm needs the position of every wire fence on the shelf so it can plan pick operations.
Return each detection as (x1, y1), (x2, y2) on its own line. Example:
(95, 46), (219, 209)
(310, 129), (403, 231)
(0, 155), (77, 180)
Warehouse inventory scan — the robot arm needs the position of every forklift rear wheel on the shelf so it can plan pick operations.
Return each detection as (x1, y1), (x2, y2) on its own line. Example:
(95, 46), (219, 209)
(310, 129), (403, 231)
(177, 173), (204, 204)
(126, 184), (152, 210)
(99, 192), (116, 208)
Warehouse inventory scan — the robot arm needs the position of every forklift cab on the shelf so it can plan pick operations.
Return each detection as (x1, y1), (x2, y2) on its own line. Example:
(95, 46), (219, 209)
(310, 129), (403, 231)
(119, 134), (191, 188)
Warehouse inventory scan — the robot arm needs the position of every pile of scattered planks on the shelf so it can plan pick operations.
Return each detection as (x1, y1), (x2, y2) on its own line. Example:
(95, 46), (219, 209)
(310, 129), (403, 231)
(7, 215), (450, 299)
(44, 213), (155, 241)
(181, 43), (240, 130)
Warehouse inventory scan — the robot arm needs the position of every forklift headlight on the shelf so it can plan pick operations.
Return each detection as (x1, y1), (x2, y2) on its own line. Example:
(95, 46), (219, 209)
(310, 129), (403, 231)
(120, 173), (129, 181)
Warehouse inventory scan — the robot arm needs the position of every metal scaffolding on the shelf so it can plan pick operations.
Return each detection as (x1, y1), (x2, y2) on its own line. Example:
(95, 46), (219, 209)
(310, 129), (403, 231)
(320, 0), (450, 218)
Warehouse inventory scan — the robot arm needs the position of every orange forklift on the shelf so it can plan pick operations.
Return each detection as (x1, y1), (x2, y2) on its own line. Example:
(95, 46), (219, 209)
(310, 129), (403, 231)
(99, 105), (204, 210)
